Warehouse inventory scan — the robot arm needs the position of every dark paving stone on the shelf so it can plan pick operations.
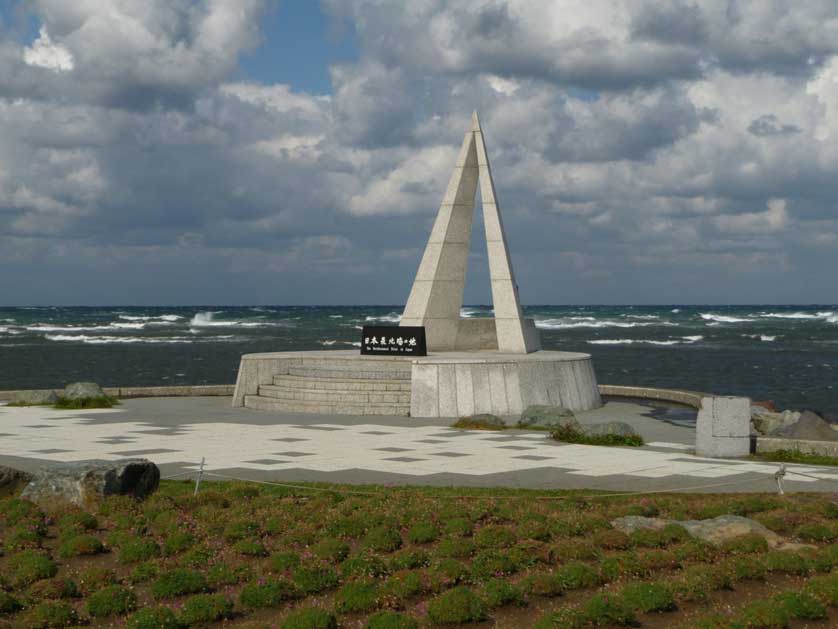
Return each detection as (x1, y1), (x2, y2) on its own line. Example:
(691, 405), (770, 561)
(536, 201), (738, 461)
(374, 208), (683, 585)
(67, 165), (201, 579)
(244, 459), (288, 465)
(273, 451), (313, 457)
(374, 447), (412, 452)
(495, 445), (536, 450)
(294, 425), (344, 431)
(383, 456), (427, 462)
(131, 429), (189, 436)
(361, 430), (393, 435)
(0, 433), (15, 437)
(431, 452), (470, 458)
(414, 439), (449, 444)
(512, 455), (554, 461)
(24, 425), (53, 429)
(671, 457), (744, 465)
(32, 448), (70, 453)
(112, 448), (182, 456)
(270, 437), (308, 442)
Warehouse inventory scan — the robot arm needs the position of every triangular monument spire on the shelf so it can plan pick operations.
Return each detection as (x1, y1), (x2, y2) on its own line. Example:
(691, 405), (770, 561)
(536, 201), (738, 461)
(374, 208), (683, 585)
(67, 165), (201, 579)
(400, 111), (541, 353)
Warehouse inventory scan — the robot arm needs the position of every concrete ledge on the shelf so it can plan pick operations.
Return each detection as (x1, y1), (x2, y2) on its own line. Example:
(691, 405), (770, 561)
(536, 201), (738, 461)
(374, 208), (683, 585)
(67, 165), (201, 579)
(0, 385), (233, 401)
(757, 437), (838, 457)
(598, 384), (706, 409)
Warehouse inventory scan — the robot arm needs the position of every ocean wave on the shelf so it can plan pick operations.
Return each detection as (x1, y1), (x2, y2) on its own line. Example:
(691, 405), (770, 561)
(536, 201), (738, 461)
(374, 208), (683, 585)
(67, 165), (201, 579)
(110, 322), (145, 330)
(329, 315), (343, 318)
(27, 324), (115, 332)
(536, 319), (661, 330)
(344, 341), (362, 347)
(119, 314), (182, 322)
(699, 313), (750, 323)
(744, 334), (778, 342)
(760, 312), (823, 320)
(320, 340), (337, 346)
(364, 313), (402, 323)
(189, 311), (291, 328)
(625, 314), (660, 320)
(45, 334), (197, 344)
(671, 308), (681, 313)
(588, 335), (702, 346)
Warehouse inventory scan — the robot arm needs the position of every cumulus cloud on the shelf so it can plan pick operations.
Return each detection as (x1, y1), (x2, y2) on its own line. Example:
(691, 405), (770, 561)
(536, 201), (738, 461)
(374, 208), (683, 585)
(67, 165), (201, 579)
(2, 0), (838, 305)
(22, 26), (74, 72)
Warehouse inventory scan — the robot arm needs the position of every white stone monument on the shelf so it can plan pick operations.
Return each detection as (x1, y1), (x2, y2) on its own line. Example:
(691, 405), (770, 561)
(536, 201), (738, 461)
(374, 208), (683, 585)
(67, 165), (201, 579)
(400, 112), (541, 353)
(232, 111), (602, 418)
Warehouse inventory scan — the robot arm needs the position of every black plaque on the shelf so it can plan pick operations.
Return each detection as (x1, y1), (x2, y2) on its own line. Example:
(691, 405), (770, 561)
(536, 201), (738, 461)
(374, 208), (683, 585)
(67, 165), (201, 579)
(361, 326), (427, 356)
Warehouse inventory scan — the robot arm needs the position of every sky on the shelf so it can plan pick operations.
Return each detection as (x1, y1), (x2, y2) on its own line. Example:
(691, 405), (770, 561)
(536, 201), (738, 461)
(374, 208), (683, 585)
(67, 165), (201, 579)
(1, 1), (838, 306)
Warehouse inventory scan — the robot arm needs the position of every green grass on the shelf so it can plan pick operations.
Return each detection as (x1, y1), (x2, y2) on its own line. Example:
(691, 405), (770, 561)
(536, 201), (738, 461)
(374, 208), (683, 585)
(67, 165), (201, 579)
(550, 425), (645, 447)
(751, 449), (838, 466)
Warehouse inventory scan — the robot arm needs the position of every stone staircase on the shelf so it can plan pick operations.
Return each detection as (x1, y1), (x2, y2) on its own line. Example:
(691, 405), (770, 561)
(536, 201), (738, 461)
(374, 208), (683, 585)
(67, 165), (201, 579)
(243, 360), (412, 416)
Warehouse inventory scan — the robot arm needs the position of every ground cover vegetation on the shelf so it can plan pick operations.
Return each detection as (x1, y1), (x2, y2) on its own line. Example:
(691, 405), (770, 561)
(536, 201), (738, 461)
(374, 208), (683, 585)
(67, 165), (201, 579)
(751, 449), (838, 467)
(2, 482), (838, 626)
(7, 396), (118, 410)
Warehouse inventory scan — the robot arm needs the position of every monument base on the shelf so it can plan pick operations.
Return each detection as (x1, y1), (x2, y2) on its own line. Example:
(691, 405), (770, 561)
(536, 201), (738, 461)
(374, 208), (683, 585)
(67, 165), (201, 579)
(233, 350), (601, 418)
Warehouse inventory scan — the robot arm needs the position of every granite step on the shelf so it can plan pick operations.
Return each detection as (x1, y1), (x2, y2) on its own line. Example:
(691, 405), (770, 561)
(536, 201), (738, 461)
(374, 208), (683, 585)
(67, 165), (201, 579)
(273, 374), (411, 392)
(259, 384), (411, 404)
(244, 394), (410, 416)
(287, 366), (411, 380)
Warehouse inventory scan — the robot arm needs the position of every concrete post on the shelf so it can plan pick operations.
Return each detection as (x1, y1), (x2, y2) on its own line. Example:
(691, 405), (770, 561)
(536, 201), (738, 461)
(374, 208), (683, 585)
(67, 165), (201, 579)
(695, 396), (752, 458)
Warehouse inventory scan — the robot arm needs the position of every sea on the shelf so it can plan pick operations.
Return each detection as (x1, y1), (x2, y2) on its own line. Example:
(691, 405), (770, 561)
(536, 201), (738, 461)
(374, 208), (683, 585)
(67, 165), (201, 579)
(1, 305), (837, 415)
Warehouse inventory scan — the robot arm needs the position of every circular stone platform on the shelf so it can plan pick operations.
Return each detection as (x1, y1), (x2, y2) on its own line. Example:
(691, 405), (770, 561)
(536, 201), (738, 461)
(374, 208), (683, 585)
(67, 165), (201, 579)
(233, 350), (600, 418)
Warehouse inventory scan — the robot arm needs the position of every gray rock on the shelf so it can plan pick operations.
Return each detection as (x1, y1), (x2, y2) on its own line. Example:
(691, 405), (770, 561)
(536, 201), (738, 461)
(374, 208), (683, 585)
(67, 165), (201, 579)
(21, 459), (159, 510)
(519, 405), (579, 430)
(611, 514), (810, 550)
(777, 410), (838, 442)
(0, 465), (33, 497)
(583, 421), (639, 438)
(63, 382), (106, 400)
(8, 389), (59, 405)
(751, 408), (800, 435)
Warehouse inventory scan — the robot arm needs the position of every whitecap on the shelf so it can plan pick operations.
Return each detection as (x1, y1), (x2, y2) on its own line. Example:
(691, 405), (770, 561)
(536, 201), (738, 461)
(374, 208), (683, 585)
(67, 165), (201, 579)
(45, 334), (195, 344)
(626, 314), (660, 320)
(699, 313), (750, 323)
(682, 335), (704, 342)
(587, 339), (681, 346)
(760, 312), (820, 320)
(27, 324), (114, 332)
(329, 315), (343, 318)
(535, 319), (660, 330)
(671, 308), (681, 313)
(364, 313), (402, 323)
(320, 340), (337, 346)
(109, 322), (145, 330)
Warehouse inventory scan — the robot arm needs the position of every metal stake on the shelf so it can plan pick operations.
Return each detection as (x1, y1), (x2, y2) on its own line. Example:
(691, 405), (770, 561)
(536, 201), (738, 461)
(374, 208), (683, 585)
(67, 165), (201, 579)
(194, 457), (205, 496)
(774, 463), (786, 495)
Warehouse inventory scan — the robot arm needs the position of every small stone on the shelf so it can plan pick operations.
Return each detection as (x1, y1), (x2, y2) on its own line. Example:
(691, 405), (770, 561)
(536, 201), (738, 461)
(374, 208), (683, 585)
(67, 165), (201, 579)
(63, 382), (106, 400)
(0, 465), (33, 497)
(777, 410), (838, 442)
(21, 459), (159, 510)
(518, 405), (579, 430)
(8, 390), (59, 405)
(583, 421), (639, 438)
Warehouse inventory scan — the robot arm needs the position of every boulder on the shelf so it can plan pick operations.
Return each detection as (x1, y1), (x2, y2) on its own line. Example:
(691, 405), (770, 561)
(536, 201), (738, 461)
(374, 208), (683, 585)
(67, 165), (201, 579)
(583, 421), (639, 438)
(21, 459), (159, 510)
(8, 390), (59, 405)
(612, 514), (811, 551)
(777, 410), (838, 442)
(751, 408), (800, 435)
(63, 382), (106, 400)
(0, 465), (33, 497)
(519, 405), (579, 430)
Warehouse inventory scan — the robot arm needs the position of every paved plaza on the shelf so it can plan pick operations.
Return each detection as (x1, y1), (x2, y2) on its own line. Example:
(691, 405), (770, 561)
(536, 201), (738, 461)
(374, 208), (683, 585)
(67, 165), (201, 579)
(2, 396), (837, 493)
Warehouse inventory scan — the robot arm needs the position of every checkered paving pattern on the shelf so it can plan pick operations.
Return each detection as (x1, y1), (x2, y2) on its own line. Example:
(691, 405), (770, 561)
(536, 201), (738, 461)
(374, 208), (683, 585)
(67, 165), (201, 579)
(2, 404), (838, 485)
